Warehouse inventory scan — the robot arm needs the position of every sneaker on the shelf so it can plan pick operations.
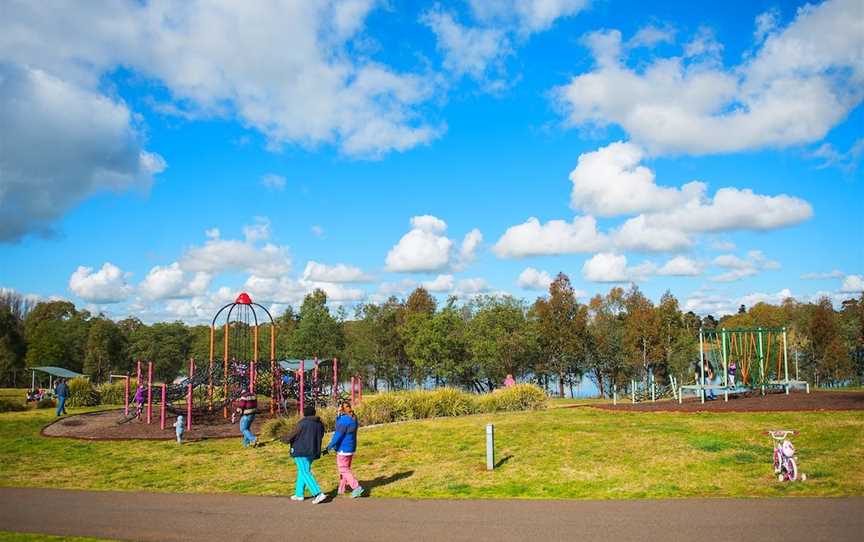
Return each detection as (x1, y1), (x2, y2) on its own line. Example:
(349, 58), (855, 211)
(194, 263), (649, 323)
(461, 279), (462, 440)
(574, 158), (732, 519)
(290, 495), (304, 502)
(351, 487), (365, 499)
(312, 493), (327, 504)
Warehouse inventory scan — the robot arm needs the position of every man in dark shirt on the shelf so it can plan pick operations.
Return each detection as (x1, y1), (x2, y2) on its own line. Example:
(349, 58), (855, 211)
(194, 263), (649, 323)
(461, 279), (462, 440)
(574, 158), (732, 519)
(235, 390), (258, 447)
(54, 379), (69, 416)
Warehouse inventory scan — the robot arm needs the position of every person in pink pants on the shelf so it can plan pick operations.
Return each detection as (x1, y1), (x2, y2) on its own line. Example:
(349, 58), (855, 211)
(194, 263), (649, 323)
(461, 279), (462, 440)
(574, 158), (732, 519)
(324, 402), (364, 498)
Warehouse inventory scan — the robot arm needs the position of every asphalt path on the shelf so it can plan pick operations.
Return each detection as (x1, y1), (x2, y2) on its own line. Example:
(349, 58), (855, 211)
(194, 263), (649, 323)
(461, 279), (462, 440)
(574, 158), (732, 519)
(1, 488), (861, 542)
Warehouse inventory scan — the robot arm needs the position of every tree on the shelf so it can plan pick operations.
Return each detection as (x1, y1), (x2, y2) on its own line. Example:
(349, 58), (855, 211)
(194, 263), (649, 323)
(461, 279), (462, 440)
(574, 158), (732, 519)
(83, 318), (126, 382)
(292, 290), (344, 359)
(585, 289), (628, 397)
(404, 304), (467, 387)
(24, 301), (90, 372)
(128, 322), (191, 383)
(655, 291), (684, 385)
(466, 295), (535, 391)
(623, 286), (662, 387)
(533, 273), (587, 397)
(405, 287), (436, 316)
(0, 305), (27, 386)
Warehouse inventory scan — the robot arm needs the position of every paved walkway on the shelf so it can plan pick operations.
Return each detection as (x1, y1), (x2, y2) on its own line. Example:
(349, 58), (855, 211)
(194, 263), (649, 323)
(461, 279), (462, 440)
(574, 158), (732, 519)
(1, 488), (861, 542)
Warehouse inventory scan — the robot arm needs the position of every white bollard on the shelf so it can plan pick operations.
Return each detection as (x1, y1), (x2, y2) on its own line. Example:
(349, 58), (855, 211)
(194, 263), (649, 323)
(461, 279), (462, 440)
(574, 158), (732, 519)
(651, 382), (655, 402)
(486, 424), (495, 471)
(613, 384), (617, 406)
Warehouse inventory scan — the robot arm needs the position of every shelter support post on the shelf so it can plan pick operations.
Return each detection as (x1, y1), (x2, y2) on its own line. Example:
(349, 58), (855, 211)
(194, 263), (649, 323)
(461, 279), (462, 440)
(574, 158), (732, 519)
(124, 375), (129, 417)
(699, 329), (705, 404)
(160, 384), (166, 430)
(299, 360), (305, 415)
(146, 362), (153, 424)
(783, 329), (790, 395)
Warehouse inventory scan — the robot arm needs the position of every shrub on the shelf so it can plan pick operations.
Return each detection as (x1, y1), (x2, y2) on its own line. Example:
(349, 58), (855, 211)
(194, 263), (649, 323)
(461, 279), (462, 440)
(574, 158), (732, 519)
(36, 397), (55, 409)
(261, 415), (299, 440)
(66, 377), (100, 407)
(0, 398), (27, 413)
(481, 384), (548, 413)
(96, 379), (132, 405)
(428, 387), (477, 417)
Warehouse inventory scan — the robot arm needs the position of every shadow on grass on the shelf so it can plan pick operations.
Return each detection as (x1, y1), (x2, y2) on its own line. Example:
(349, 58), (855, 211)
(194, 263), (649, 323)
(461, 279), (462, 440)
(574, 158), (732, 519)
(494, 455), (513, 468)
(361, 470), (415, 496)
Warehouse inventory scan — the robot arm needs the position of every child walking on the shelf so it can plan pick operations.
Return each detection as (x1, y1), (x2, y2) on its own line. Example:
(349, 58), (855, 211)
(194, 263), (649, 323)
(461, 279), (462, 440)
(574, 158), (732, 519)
(282, 404), (327, 504)
(325, 402), (364, 498)
(174, 415), (185, 444)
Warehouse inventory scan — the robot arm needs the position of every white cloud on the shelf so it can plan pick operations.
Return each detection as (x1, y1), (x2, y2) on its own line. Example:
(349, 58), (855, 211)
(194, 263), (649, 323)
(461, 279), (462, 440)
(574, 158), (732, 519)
(261, 174), (286, 191)
(69, 262), (133, 303)
(311, 225), (325, 238)
(808, 138), (864, 172)
(454, 277), (490, 296)
(611, 214), (694, 252)
(302, 261), (372, 283)
(468, 0), (588, 34)
(181, 222), (291, 278)
(581, 253), (655, 283)
(710, 250), (780, 282)
(205, 228), (221, 240)
(0, 63), (164, 242)
(301, 281), (366, 303)
(841, 275), (864, 293)
(801, 270), (844, 280)
(493, 216), (607, 258)
(139, 263), (211, 300)
(554, 0), (864, 155)
(385, 216), (481, 273)
(421, 8), (509, 80)
(423, 274), (455, 292)
(628, 24), (675, 49)
(739, 288), (794, 309)
(2, 1), (441, 160)
(568, 141), (696, 216)
(657, 256), (702, 276)
(517, 267), (553, 290)
(242, 217), (272, 243)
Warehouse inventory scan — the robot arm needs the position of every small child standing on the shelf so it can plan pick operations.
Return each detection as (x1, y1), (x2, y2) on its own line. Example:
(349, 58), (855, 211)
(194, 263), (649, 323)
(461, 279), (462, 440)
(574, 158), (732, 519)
(728, 361), (737, 388)
(174, 415), (185, 444)
(325, 401), (364, 498)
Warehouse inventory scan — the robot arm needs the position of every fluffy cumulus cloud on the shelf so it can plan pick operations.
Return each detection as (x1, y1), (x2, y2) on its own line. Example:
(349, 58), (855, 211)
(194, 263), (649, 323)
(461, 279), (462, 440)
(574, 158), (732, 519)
(0, 63), (164, 242)
(581, 253), (655, 283)
(657, 256), (702, 276)
(139, 263), (211, 300)
(423, 274), (455, 292)
(516, 267), (553, 290)
(493, 216), (607, 258)
(69, 263), (134, 303)
(841, 275), (864, 293)
(554, 0), (864, 155)
(421, 8), (509, 81)
(181, 239), (292, 279)
(468, 0), (588, 34)
(385, 216), (482, 273)
(710, 250), (780, 282)
(302, 261), (372, 283)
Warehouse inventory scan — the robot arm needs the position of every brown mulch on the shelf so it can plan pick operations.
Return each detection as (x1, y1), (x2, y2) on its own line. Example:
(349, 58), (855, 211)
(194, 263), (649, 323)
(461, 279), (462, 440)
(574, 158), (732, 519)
(590, 390), (864, 413)
(41, 408), (280, 441)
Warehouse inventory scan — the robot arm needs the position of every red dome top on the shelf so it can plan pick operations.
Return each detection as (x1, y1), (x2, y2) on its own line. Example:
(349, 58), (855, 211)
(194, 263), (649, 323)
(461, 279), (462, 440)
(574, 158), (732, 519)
(235, 292), (253, 305)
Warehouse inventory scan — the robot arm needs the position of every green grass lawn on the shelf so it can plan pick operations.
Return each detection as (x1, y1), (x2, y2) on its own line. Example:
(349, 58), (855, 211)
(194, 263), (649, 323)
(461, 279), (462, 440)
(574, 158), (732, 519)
(0, 532), (115, 542)
(1, 403), (862, 500)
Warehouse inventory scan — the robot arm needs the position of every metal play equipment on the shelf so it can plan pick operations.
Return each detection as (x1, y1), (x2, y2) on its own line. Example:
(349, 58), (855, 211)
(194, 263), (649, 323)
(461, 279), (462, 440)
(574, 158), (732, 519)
(680, 327), (810, 404)
(209, 292), (278, 417)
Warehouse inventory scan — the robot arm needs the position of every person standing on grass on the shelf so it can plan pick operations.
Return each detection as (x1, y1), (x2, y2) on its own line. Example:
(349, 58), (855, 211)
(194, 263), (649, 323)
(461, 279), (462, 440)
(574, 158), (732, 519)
(703, 362), (716, 401)
(282, 404), (327, 504)
(324, 401), (364, 498)
(236, 389), (259, 447)
(54, 379), (69, 416)
(174, 414), (185, 445)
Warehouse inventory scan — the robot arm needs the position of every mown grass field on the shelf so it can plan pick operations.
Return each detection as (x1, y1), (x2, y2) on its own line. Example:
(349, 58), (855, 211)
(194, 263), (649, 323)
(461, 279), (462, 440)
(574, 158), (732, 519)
(0, 532), (114, 542)
(1, 399), (862, 500)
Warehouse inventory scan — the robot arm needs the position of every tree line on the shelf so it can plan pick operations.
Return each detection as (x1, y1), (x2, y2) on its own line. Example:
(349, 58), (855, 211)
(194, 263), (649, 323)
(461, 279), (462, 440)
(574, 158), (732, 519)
(1, 275), (862, 394)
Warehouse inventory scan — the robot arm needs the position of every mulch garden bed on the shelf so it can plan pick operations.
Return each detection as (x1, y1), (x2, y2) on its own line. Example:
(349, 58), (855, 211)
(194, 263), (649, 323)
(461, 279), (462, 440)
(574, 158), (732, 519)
(590, 390), (864, 413)
(41, 408), (281, 441)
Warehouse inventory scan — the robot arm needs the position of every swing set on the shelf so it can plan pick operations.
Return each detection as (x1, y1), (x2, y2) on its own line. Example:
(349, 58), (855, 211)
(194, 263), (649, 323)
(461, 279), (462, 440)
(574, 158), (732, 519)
(679, 327), (810, 404)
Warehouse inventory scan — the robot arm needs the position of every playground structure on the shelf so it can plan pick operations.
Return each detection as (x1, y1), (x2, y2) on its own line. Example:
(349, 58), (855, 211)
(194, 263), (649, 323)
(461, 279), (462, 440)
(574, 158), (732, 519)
(117, 292), (363, 430)
(680, 327), (810, 404)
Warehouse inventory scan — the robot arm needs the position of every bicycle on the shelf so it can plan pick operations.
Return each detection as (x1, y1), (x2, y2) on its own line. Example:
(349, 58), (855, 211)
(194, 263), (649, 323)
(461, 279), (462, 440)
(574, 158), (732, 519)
(766, 430), (806, 482)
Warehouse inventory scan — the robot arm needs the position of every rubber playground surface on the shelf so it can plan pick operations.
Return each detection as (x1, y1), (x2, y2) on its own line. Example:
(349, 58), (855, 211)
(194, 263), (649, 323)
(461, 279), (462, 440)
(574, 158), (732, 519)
(41, 408), (276, 440)
(1, 488), (861, 542)
(593, 390), (864, 413)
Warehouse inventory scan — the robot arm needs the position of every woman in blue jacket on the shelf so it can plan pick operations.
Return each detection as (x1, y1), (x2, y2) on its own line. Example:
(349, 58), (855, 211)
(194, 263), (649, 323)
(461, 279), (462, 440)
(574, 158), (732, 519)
(325, 401), (364, 498)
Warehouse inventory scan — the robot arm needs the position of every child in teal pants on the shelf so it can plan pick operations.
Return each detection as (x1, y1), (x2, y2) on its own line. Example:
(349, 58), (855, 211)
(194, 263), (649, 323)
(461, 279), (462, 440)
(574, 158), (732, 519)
(282, 404), (326, 504)
(293, 457), (321, 498)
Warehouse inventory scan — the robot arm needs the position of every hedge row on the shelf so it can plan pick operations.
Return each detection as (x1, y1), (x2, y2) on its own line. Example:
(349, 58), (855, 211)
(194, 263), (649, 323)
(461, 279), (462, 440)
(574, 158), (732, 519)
(262, 384), (547, 439)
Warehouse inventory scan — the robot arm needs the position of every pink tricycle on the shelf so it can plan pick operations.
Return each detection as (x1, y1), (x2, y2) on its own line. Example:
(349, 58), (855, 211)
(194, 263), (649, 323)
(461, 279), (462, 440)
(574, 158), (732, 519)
(766, 430), (806, 482)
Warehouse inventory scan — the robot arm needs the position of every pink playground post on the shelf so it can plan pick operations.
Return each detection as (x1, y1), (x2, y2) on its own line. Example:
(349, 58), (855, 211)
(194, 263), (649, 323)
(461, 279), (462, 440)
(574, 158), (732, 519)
(124, 375), (130, 417)
(160, 384), (167, 430)
(358, 376), (363, 403)
(332, 357), (338, 403)
(136, 361), (141, 386)
(146, 362), (153, 424)
(186, 383), (192, 431)
(351, 376), (356, 405)
(299, 359), (305, 415)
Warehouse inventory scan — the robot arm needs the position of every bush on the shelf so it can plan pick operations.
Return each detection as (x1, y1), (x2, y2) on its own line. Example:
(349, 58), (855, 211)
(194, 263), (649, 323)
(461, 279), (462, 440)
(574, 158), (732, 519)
(261, 415), (299, 440)
(479, 384), (548, 413)
(66, 377), (100, 407)
(0, 398), (27, 413)
(96, 379), (133, 405)
(36, 397), (55, 409)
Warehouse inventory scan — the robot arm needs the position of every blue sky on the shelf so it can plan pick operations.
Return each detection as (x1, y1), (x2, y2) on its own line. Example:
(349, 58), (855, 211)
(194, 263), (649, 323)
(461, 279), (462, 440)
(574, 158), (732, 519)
(0, 0), (861, 323)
